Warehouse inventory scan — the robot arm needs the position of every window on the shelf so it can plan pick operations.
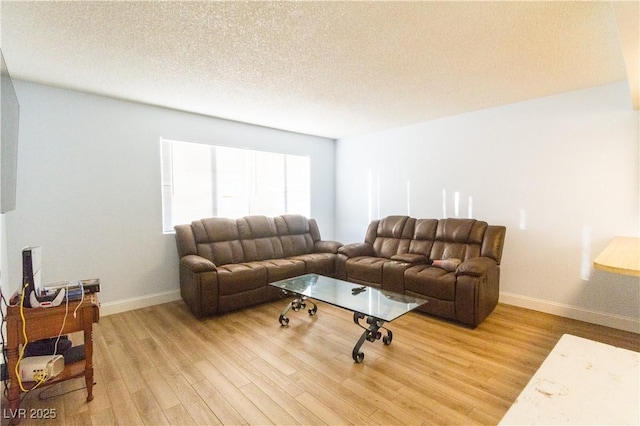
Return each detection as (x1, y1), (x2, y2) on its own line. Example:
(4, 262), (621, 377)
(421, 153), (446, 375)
(160, 138), (310, 233)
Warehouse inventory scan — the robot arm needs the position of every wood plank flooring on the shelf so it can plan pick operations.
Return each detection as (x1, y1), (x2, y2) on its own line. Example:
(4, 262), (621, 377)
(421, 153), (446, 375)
(3, 300), (639, 425)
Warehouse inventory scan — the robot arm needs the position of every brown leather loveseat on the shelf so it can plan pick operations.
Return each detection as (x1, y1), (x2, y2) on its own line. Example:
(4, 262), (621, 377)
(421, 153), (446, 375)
(175, 214), (342, 317)
(337, 216), (506, 326)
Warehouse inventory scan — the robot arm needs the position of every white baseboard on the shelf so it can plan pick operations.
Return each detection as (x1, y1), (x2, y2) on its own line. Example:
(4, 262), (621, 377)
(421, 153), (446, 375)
(100, 290), (181, 316)
(499, 292), (640, 334)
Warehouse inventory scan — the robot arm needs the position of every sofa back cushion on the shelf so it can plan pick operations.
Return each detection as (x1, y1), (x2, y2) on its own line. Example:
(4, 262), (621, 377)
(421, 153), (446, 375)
(409, 219), (438, 256)
(237, 216), (284, 261)
(366, 216), (416, 258)
(276, 215), (316, 257)
(192, 218), (245, 265)
(430, 218), (487, 261)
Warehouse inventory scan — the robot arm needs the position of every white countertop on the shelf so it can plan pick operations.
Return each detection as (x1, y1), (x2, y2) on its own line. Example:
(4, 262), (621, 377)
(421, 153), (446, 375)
(499, 334), (640, 425)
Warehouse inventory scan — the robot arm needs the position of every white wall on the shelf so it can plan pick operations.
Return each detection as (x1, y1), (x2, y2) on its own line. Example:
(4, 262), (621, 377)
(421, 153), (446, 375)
(4, 81), (335, 313)
(5, 80), (637, 331)
(336, 82), (639, 332)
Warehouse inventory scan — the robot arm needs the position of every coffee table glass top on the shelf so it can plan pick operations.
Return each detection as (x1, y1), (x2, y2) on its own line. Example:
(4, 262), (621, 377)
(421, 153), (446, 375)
(269, 274), (428, 322)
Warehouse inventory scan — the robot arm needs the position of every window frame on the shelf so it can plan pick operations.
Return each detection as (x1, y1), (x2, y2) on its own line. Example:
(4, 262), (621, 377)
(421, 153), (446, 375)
(160, 138), (311, 233)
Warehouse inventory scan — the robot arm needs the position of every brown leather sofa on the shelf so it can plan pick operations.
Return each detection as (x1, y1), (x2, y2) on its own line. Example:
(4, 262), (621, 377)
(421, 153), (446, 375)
(174, 214), (342, 317)
(336, 216), (506, 326)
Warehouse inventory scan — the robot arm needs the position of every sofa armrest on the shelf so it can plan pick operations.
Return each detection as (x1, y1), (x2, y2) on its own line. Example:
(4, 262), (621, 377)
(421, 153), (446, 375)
(391, 253), (431, 264)
(456, 257), (497, 277)
(338, 242), (375, 258)
(314, 240), (342, 254)
(180, 254), (218, 273)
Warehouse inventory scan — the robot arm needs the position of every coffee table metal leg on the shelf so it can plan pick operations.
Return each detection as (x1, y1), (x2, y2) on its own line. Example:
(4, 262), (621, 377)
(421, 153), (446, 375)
(352, 330), (368, 363)
(278, 292), (317, 326)
(279, 301), (293, 326)
(352, 312), (392, 363)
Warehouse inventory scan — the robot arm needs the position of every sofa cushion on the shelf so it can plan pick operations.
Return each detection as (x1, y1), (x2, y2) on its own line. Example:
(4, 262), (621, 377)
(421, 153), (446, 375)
(254, 258), (306, 283)
(288, 253), (336, 277)
(216, 263), (267, 296)
(238, 215), (278, 238)
(436, 218), (485, 243)
(430, 219), (487, 261)
(192, 218), (244, 265)
(409, 219), (438, 256)
(405, 265), (456, 301)
(276, 214), (310, 234)
(276, 215), (316, 257)
(281, 234), (315, 256)
(346, 256), (387, 285)
(391, 253), (430, 264)
(237, 216), (284, 261)
(370, 216), (415, 258)
(374, 216), (414, 239)
(195, 217), (240, 241)
(373, 238), (412, 259)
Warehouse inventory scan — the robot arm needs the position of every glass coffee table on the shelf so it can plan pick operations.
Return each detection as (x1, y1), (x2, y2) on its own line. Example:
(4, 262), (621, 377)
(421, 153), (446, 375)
(269, 273), (428, 363)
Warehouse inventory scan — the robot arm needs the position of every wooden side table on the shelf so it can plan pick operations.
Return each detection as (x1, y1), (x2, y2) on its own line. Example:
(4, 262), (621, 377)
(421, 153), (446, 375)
(5, 293), (100, 424)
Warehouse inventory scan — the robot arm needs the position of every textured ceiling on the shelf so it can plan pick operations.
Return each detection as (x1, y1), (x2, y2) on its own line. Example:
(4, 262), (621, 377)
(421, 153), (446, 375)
(0, 1), (636, 139)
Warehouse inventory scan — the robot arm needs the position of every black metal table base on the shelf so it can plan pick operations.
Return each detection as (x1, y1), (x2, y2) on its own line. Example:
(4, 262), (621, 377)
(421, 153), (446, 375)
(352, 312), (392, 363)
(277, 291), (393, 363)
(278, 291), (317, 326)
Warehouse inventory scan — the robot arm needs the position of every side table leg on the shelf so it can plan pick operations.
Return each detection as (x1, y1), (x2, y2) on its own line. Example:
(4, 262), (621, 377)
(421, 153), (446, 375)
(6, 345), (22, 425)
(83, 310), (95, 402)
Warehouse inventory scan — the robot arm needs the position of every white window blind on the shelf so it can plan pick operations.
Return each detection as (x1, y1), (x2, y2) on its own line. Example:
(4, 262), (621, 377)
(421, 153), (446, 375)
(161, 138), (310, 233)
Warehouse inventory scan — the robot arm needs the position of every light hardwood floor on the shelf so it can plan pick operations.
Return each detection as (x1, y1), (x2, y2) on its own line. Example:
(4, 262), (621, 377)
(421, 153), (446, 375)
(3, 299), (639, 426)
